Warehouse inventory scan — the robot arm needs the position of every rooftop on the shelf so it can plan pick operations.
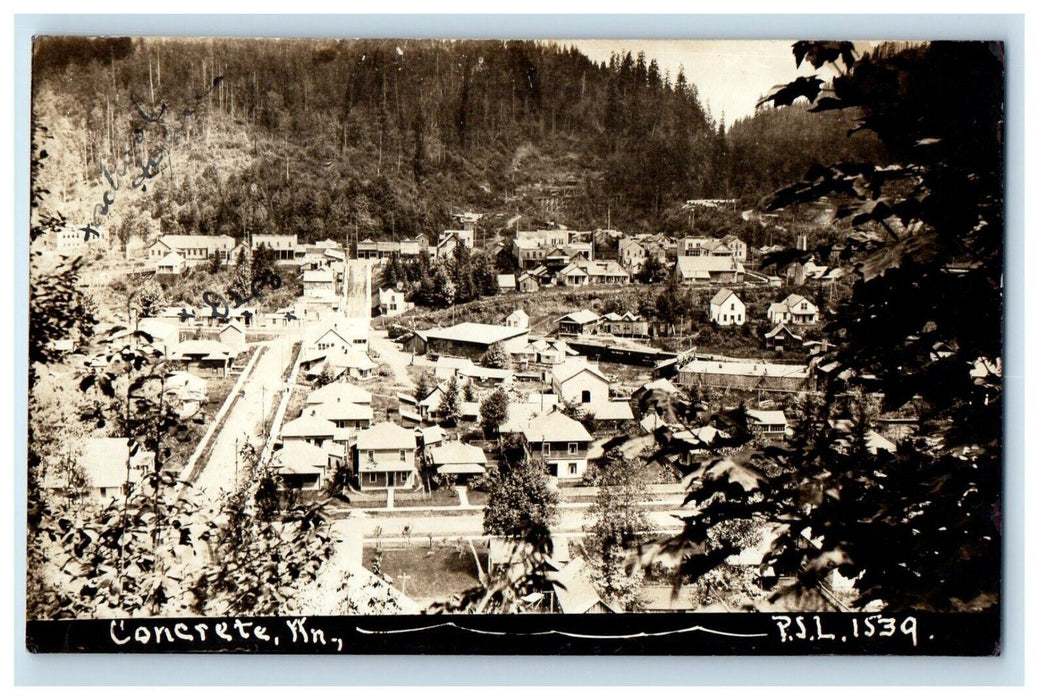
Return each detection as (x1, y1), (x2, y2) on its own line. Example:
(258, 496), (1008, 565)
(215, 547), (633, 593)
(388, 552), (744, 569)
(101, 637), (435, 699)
(273, 441), (329, 470)
(306, 401), (374, 422)
(680, 357), (809, 379)
(558, 310), (601, 326)
(356, 421), (416, 450)
(551, 359), (609, 385)
(710, 288), (740, 306)
(522, 410), (592, 443)
(418, 322), (528, 346)
(281, 415), (339, 439)
(429, 440), (487, 467)
(306, 382), (372, 405)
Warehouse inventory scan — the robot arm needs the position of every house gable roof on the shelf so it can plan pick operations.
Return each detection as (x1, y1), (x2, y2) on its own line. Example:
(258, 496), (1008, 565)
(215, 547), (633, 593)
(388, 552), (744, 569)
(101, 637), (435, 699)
(710, 288), (741, 307)
(522, 410), (592, 443)
(551, 360), (609, 386)
(558, 310), (600, 326)
(306, 401), (374, 422)
(356, 421), (416, 450)
(764, 323), (801, 340)
(676, 256), (744, 277)
(418, 322), (527, 346)
(429, 440), (487, 466)
(306, 383), (373, 406)
(281, 415), (339, 438)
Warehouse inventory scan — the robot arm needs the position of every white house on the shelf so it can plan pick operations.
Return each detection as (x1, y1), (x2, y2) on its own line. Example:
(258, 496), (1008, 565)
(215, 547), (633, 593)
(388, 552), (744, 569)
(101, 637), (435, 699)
(378, 288), (411, 316)
(303, 269), (337, 299)
(675, 256), (745, 284)
(504, 309), (529, 329)
(550, 360), (610, 406)
(155, 251), (186, 275)
(272, 441), (333, 490)
(252, 233), (298, 261)
(428, 440), (488, 483)
(709, 288), (746, 326)
(721, 234), (747, 262)
(767, 294), (819, 325)
(306, 320), (369, 354)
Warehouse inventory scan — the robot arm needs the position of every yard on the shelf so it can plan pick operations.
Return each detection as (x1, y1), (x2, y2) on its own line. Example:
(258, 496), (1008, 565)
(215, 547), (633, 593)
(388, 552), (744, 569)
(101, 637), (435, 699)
(363, 542), (487, 608)
(164, 363), (245, 475)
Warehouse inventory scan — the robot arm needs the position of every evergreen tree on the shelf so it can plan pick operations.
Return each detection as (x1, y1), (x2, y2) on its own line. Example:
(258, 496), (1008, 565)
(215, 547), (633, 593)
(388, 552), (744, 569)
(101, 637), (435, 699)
(437, 375), (461, 425)
(479, 387), (509, 438)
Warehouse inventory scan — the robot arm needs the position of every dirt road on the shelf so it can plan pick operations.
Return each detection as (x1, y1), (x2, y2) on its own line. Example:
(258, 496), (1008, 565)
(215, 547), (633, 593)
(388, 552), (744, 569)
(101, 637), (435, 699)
(194, 331), (299, 498)
(368, 329), (416, 391)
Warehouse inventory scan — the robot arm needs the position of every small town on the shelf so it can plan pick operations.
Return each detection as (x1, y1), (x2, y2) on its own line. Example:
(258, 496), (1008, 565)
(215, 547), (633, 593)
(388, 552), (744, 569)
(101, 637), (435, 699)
(27, 38), (1003, 624)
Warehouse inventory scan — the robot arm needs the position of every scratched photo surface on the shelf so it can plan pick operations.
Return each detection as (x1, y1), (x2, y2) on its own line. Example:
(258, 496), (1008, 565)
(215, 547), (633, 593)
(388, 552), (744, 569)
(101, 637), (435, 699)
(26, 37), (1003, 653)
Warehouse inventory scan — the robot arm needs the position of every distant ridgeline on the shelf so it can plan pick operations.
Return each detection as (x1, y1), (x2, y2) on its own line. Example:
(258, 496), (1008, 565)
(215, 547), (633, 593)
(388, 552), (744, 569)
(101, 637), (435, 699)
(31, 37), (885, 243)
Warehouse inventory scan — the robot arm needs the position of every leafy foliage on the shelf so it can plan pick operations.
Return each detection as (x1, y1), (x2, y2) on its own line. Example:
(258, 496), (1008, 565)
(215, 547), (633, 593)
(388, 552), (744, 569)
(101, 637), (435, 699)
(479, 387), (509, 438)
(191, 442), (335, 616)
(479, 341), (510, 369)
(642, 41), (1004, 612)
(585, 449), (652, 610)
(482, 434), (559, 545)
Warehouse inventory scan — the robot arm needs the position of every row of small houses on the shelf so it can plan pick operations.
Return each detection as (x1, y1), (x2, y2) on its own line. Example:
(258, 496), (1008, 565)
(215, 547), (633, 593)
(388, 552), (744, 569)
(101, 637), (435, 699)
(709, 290), (819, 327)
(554, 290), (819, 344)
(275, 386), (603, 491)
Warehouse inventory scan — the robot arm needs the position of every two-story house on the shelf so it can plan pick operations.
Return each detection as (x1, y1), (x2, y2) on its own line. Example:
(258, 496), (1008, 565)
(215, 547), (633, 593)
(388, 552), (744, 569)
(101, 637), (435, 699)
(551, 360), (610, 407)
(355, 422), (418, 490)
(709, 288), (746, 326)
(252, 233), (298, 261)
(767, 294), (819, 325)
(521, 411), (594, 480)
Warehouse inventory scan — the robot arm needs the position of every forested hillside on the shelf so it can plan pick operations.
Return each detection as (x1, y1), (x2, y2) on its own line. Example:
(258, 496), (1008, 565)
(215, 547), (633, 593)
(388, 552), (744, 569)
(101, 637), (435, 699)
(31, 37), (887, 244)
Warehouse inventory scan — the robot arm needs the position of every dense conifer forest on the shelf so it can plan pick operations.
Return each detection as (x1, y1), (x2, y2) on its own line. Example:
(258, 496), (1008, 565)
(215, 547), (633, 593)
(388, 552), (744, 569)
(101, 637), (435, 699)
(31, 37), (886, 245)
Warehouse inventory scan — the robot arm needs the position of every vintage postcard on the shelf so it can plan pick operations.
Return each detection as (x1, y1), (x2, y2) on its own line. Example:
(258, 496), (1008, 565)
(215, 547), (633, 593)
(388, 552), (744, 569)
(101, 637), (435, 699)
(25, 36), (1003, 654)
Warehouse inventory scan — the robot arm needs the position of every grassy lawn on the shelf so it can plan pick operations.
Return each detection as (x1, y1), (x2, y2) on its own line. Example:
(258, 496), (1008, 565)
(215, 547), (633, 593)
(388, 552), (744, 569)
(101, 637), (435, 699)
(363, 544), (485, 605)
(362, 365), (412, 423)
(394, 488), (461, 508)
(282, 383), (309, 425)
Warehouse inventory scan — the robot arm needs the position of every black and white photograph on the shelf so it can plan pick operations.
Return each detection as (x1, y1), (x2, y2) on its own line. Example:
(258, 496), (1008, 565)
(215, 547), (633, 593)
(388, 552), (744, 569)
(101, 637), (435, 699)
(24, 35), (1005, 655)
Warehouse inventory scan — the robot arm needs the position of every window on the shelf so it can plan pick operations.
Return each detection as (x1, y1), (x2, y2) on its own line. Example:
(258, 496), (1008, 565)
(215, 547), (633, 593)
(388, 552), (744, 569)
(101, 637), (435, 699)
(568, 443), (578, 455)
(368, 473), (377, 484)
(569, 463), (579, 475)
(542, 442), (551, 456)
(368, 450), (375, 462)
(581, 390), (591, 403)
(399, 449), (406, 461)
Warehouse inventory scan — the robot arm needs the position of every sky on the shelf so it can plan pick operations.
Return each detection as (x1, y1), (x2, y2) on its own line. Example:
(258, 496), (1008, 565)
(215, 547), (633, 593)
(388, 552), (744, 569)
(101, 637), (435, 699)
(569, 40), (861, 128)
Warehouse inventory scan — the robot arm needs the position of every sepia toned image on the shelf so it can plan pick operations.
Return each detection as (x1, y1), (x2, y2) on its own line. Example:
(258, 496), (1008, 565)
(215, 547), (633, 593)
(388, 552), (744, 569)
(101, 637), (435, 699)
(25, 36), (1004, 653)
